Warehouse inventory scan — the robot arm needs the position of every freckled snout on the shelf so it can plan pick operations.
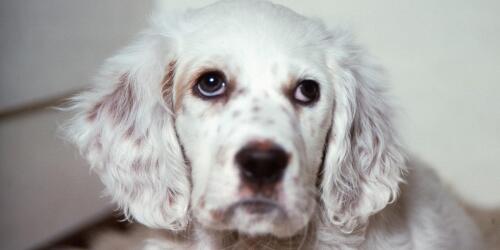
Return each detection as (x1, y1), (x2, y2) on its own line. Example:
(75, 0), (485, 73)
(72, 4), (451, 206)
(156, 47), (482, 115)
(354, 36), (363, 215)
(235, 141), (289, 186)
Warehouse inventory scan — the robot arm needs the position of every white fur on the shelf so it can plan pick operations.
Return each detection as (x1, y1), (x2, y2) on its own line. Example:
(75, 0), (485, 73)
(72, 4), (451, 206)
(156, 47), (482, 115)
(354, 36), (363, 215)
(65, 0), (483, 249)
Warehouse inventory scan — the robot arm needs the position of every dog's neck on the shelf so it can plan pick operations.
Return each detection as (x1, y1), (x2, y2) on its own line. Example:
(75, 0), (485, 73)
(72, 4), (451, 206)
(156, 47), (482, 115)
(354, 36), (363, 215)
(195, 225), (318, 249)
(144, 220), (367, 249)
(143, 204), (389, 250)
(160, 213), (368, 250)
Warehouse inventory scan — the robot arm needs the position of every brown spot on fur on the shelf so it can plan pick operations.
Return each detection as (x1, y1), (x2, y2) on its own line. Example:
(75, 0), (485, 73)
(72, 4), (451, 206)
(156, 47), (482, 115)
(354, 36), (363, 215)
(281, 75), (302, 110)
(109, 74), (135, 122)
(281, 73), (295, 91)
(162, 60), (177, 110)
(87, 101), (103, 122)
(87, 74), (135, 123)
(134, 137), (144, 147)
(174, 74), (195, 111)
(252, 106), (260, 112)
(125, 125), (135, 138)
(166, 188), (180, 206)
(134, 129), (149, 147)
(131, 159), (142, 172)
(130, 157), (159, 174)
(211, 209), (225, 222)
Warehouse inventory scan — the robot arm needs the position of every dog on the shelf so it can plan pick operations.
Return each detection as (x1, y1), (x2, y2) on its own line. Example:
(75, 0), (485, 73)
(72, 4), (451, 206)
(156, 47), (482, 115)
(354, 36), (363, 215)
(65, 0), (484, 249)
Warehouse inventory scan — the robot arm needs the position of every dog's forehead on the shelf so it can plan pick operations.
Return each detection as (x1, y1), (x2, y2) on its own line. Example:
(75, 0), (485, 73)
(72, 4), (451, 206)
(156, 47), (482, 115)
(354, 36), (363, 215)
(182, 0), (320, 37)
(177, 0), (329, 66)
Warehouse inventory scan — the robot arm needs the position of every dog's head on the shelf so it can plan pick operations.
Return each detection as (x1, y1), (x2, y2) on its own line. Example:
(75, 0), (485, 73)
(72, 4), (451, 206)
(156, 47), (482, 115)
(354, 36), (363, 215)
(66, 0), (406, 238)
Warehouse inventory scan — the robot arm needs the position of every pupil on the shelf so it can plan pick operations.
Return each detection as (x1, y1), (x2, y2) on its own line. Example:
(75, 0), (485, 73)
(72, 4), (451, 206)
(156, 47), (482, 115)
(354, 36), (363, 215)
(204, 74), (221, 91)
(301, 82), (317, 97)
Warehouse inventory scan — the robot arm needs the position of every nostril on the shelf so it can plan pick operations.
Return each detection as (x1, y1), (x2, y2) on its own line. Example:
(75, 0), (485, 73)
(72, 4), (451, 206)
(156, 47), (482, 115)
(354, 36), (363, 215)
(235, 142), (289, 184)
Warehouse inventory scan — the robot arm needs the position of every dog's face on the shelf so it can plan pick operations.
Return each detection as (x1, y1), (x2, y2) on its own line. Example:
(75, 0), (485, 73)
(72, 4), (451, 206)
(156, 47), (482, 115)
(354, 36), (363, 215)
(67, 0), (405, 239)
(173, 17), (334, 236)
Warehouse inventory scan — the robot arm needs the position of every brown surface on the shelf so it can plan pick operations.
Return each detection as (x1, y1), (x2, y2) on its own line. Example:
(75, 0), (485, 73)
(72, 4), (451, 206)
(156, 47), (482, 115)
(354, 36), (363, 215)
(32, 212), (129, 250)
(35, 206), (500, 250)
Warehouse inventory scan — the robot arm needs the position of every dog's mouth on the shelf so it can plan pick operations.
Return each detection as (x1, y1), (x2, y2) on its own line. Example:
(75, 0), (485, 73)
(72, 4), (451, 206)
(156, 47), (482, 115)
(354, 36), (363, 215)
(231, 198), (284, 215)
(207, 197), (290, 236)
(211, 197), (288, 226)
(198, 190), (314, 237)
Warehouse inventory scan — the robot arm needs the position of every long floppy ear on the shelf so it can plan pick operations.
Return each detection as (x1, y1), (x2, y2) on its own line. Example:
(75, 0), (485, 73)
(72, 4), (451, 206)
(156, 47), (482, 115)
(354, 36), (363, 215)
(64, 29), (190, 230)
(321, 30), (406, 233)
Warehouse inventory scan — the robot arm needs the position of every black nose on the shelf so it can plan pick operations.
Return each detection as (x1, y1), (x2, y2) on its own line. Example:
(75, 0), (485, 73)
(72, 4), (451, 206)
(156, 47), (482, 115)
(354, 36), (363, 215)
(235, 141), (289, 184)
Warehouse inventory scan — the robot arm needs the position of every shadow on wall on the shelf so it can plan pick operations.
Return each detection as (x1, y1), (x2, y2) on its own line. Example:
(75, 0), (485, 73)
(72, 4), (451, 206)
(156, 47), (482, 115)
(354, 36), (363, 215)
(465, 205), (500, 250)
(414, 158), (500, 249)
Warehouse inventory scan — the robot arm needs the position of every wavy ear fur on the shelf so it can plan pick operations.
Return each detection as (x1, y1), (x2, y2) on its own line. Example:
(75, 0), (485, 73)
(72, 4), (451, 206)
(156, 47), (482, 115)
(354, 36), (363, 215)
(65, 28), (190, 230)
(321, 30), (406, 233)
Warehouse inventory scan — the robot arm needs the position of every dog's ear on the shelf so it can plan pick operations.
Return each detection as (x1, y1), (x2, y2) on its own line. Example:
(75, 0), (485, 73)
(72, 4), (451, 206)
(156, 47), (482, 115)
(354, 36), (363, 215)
(320, 30), (406, 233)
(65, 31), (190, 231)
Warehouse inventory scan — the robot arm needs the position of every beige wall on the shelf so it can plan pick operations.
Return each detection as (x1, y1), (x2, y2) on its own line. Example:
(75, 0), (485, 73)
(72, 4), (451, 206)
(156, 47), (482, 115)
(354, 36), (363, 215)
(0, 0), (153, 111)
(1, 0), (499, 249)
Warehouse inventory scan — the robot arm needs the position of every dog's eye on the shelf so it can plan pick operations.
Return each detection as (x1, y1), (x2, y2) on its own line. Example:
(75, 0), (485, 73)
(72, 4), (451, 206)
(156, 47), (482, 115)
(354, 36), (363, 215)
(293, 80), (320, 105)
(194, 71), (227, 98)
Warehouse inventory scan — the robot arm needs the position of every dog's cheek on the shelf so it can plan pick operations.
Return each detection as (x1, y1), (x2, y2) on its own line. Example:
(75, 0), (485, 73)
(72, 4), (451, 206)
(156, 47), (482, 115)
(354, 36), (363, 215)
(282, 110), (331, 215)
(303, 108), (331, 165)
(174, 101), (205, 157)
(174, 104), (226, 203)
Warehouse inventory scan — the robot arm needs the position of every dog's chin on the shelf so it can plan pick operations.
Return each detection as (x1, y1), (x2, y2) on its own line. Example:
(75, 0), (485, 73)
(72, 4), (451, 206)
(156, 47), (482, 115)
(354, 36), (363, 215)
(199, 198), (310, 238)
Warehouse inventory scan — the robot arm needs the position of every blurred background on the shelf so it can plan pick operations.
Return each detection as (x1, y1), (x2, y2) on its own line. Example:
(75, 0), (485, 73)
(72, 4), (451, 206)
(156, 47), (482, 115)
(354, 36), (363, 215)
(0, 0), (499, 249)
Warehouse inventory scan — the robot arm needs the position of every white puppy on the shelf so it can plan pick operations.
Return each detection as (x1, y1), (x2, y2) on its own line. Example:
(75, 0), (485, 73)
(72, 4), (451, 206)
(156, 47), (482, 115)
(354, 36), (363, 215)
(66, 0), (483, 249)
